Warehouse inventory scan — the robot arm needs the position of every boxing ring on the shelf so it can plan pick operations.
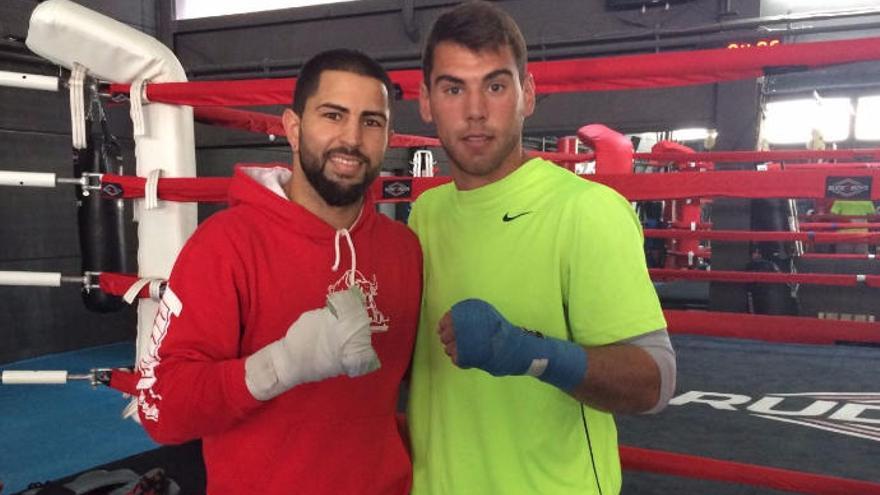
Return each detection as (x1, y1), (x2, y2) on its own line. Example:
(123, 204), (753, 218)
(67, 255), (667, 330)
(1, 0), (880, 493)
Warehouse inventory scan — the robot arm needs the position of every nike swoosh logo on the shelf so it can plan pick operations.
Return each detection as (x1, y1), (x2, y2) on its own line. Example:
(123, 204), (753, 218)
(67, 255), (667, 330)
(502, 211), (533, 222)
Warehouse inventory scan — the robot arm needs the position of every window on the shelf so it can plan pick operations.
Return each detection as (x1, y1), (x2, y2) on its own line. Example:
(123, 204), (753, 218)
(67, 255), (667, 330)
(763, 0), (880, 17)
(761, 98), (853, 145)
(855, 95), (880, 141)
(762, 97), (852, 145)
(629, 132), (659, 152)
(176, 0), (360, 20)
(671, 128), (711, 142)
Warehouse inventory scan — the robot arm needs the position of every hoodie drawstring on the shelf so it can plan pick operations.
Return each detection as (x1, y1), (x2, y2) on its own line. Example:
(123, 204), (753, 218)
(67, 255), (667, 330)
(332, 228), (357, 287)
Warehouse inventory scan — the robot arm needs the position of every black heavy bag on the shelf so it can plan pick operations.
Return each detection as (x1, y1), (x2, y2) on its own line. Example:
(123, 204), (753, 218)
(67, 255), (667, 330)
(745, 257), (798, 316)
(72, 116), (129, 312)
(748, 199), (798, 315)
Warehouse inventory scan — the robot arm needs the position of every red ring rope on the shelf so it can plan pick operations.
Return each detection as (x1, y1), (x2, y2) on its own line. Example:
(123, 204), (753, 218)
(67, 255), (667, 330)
(108, 36), (880, 103)
(664, 309), (880, 345)
(99, 271), (880, 346)
(95, 169), (880, 204)
(620, 446), (880, 495)
(651, 268), (880, 288)
(645, 228), (880, 244)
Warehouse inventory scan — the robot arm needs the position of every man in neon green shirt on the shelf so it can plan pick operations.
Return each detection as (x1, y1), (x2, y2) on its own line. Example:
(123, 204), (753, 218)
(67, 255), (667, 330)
(830, 200), (877, 254)
(406, 2), (676, 494)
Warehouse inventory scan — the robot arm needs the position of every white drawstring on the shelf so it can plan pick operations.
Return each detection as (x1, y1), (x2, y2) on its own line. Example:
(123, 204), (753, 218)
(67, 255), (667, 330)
(327, 209), (390, 332)
(331, 207), (364, 286)
(332, 228), (357, 287)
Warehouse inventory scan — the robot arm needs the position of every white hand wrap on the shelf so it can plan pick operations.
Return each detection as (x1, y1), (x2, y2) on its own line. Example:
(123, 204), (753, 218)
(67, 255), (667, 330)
(245, 286), (380, 401)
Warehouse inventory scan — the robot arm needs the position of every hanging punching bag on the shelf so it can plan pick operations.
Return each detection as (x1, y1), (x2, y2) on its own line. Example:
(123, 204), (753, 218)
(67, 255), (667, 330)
(72, 104), (130, 312)
(748, 199), (798, 316)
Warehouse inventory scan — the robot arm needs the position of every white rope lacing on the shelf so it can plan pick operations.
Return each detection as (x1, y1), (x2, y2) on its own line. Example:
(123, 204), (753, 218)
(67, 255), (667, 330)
(129, 78), (150, 137)
(69, 63), (88, 150)
(121, 277), (166, 304)
(144, 169), (163, 210)
(122, 400), (140, 422)
(411, 149), (435, 177)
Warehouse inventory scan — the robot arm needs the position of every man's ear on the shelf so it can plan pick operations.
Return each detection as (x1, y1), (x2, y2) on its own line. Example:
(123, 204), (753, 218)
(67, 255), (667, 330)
(522, 72), (536, 118)
(282, 108), (300, 151)
(418, 82), (433, 124)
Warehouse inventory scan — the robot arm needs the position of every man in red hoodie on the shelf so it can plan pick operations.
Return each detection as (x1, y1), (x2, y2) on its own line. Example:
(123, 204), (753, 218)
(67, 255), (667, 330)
(135, 49), (422, 494)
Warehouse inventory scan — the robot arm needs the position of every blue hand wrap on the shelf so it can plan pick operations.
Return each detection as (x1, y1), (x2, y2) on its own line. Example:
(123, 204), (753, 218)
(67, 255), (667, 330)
(450, 299), (588, 392)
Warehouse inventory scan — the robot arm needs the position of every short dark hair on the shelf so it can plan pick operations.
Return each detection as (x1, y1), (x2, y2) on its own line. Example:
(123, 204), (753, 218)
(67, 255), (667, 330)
(293, 49), (393, 115)
(422, 1), (527, 88)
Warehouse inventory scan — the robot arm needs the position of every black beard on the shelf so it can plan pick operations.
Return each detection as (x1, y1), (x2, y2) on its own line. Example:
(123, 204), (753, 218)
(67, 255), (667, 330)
(299, 139), (378, 207)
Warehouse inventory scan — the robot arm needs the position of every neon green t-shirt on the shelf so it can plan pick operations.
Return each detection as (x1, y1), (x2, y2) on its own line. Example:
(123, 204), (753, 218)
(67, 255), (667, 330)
(407, 158), (666, 495)
(830, 200), (876, 233)
(830, 200), (876, 217)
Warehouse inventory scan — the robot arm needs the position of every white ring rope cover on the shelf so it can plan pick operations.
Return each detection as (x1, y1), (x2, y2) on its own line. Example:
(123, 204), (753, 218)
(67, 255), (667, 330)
(0, 70), (59, 92)
(0, 170), (58, 188)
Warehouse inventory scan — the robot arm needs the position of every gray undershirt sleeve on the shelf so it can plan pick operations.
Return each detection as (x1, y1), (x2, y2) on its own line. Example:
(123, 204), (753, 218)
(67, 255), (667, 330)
(623, 328), (677, 414)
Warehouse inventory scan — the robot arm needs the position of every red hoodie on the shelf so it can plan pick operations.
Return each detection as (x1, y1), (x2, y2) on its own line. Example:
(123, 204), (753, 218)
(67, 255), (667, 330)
(136, 166), (422, 494)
